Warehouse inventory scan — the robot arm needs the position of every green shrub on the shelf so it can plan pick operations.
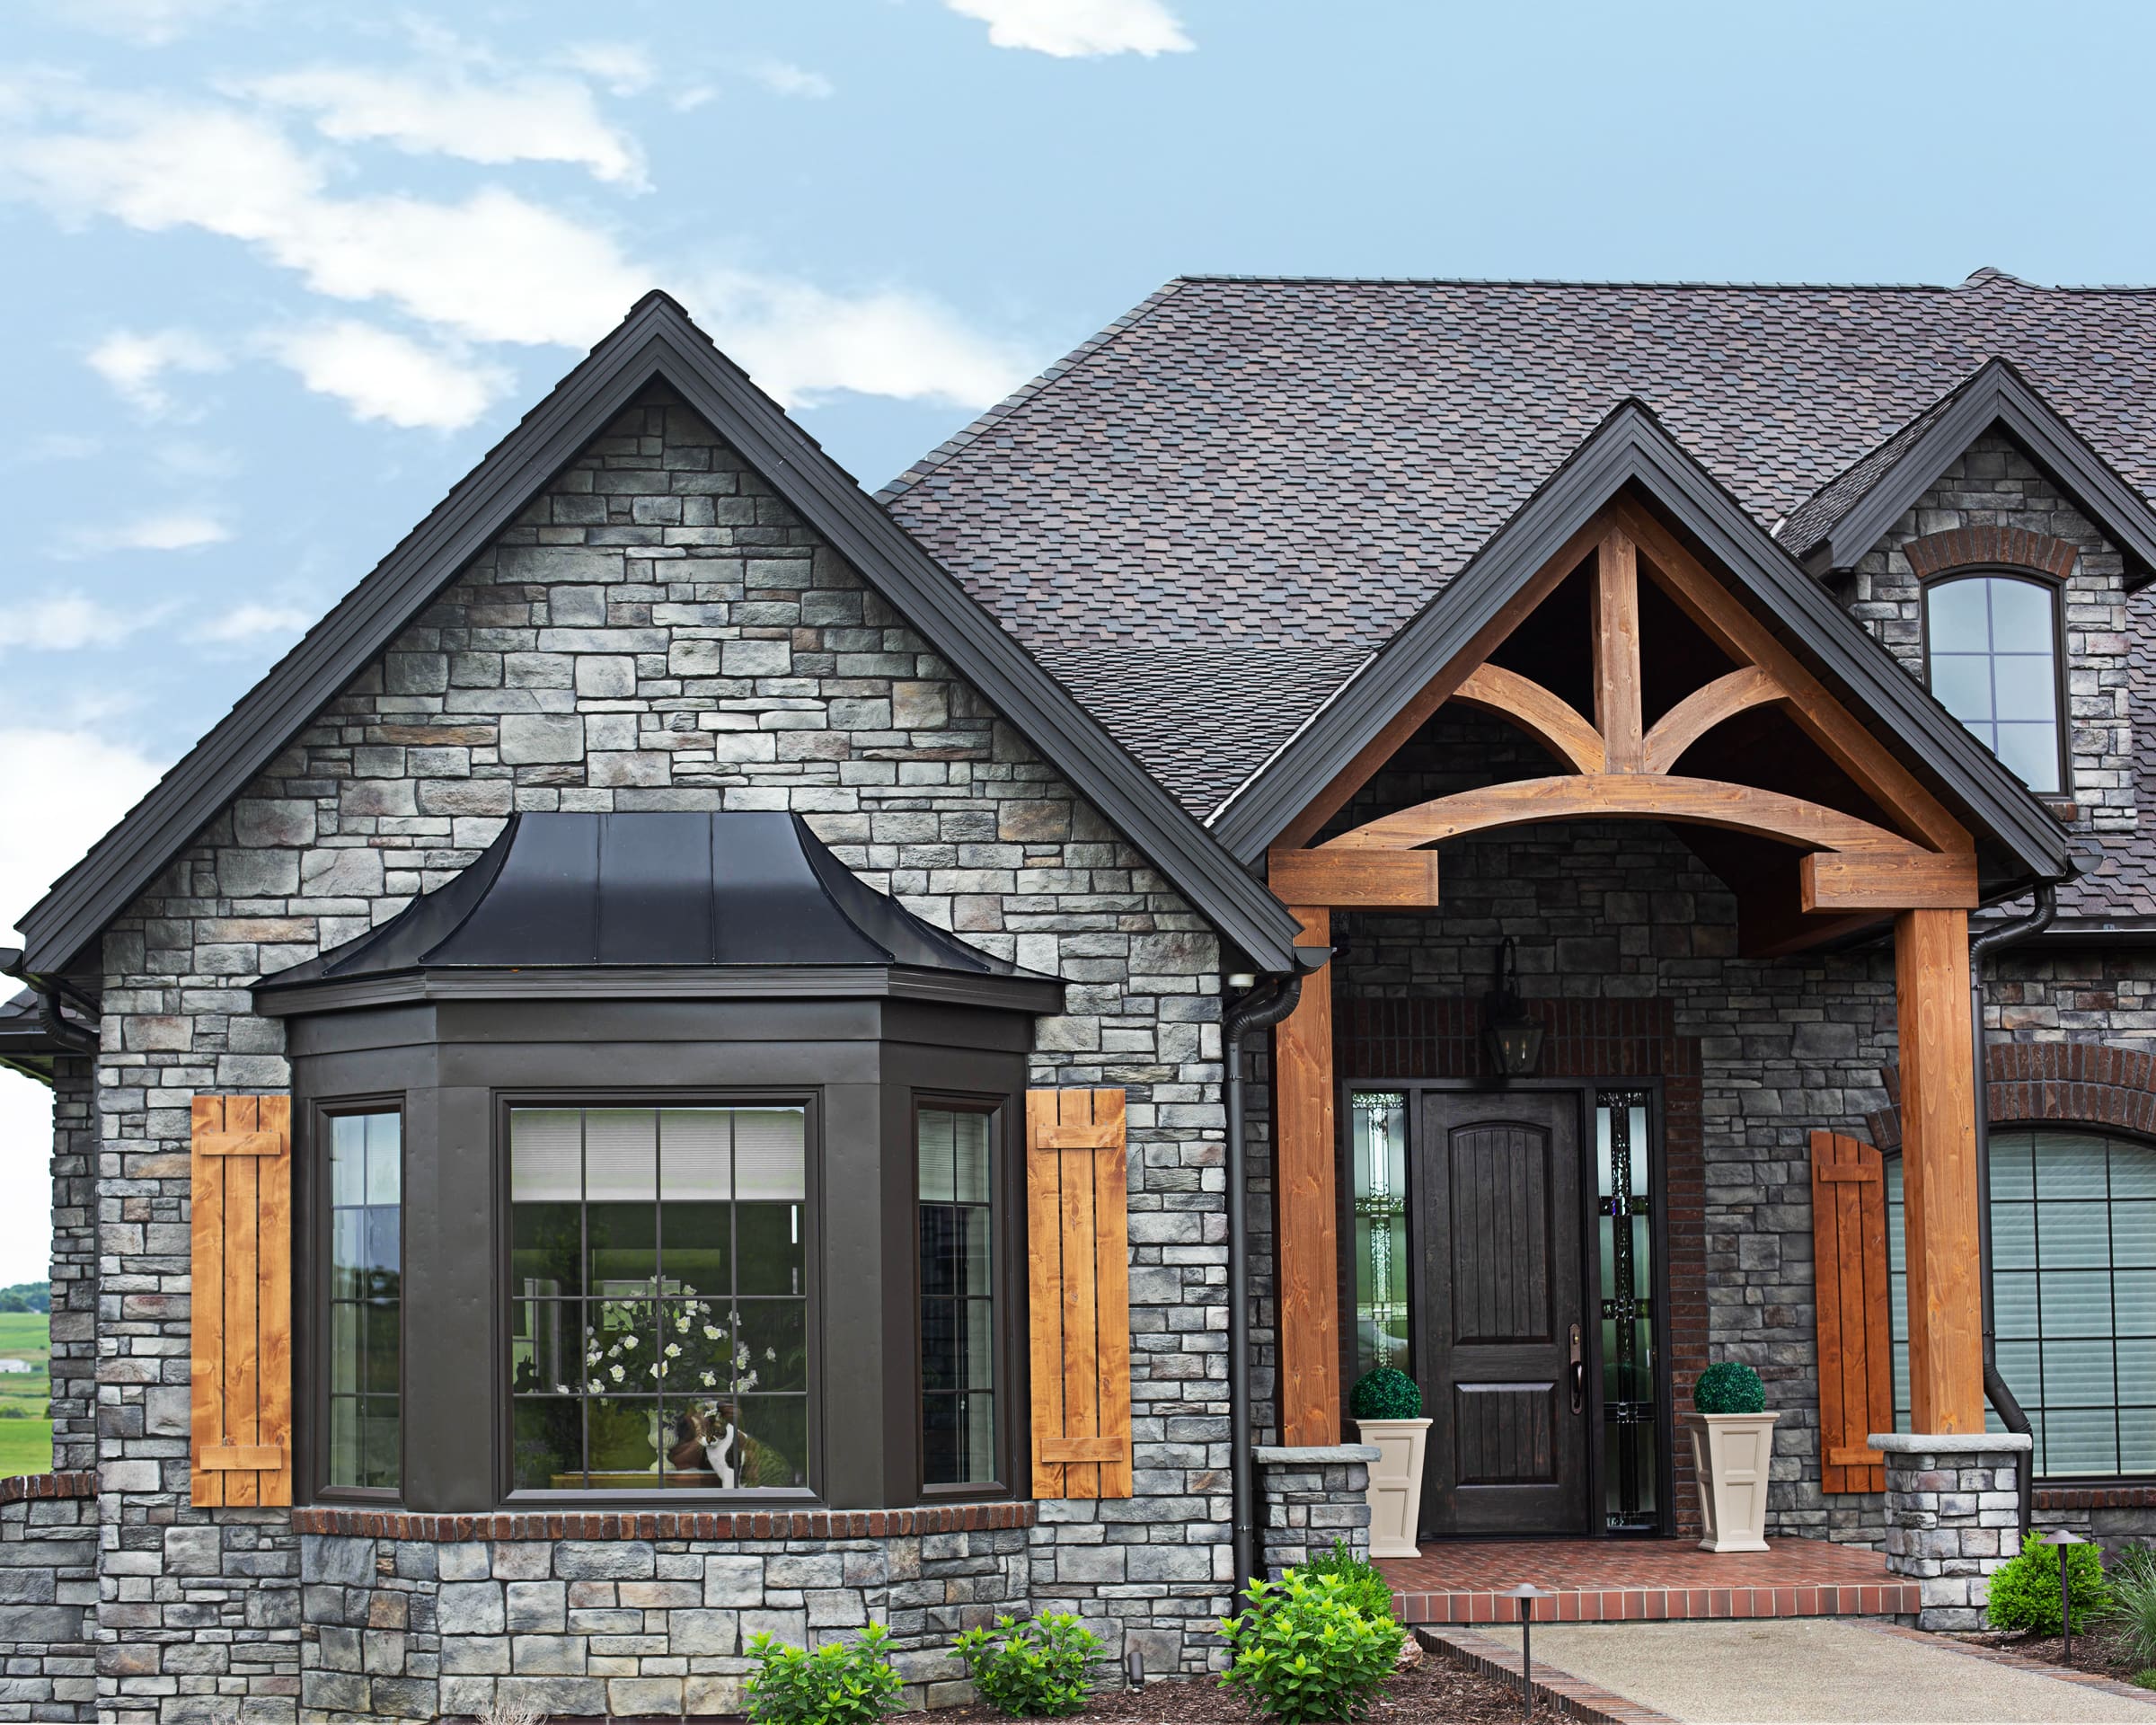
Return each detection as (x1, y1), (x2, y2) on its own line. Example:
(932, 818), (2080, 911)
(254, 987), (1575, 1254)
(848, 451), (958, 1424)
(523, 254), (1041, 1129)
(1692, 1362), (1765, 1415)
(2103, 1542), (2156, 1668)
(1348, 1367), (1423, 1421)
(952, 1614), (1102, 1717)
(1985, 1534), (2113, 1636)
(1289, 1538), (1395, 1624)
(745, 1623), (904, 1725)
(1218, 1572), (1405, 1723)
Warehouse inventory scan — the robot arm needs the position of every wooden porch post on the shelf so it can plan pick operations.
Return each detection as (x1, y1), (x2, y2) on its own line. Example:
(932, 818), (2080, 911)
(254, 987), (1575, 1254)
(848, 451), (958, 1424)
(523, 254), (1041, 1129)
(1274, 907), (1340, 1446)
(1894, 907), (1986, 1434)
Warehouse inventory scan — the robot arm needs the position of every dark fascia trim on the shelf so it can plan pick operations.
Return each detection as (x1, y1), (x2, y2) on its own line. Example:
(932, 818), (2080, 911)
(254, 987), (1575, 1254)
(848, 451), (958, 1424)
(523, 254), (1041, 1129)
(19, 293), (1306, 976)
(1815, 358), (2156, 586)
(252, 963), (1068, 1019)
(1207, 399), (2071, 883)
(2010, 916), (2156, 950)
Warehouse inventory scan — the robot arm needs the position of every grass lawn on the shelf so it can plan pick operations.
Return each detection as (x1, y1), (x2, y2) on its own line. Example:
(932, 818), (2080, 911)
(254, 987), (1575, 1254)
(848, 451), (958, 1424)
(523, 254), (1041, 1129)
(0, 1314), (54, 1478)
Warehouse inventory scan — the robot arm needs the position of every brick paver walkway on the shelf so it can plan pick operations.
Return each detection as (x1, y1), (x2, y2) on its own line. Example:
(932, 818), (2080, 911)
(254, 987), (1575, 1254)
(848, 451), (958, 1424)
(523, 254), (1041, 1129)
(1381, 1535), (1921, 1624)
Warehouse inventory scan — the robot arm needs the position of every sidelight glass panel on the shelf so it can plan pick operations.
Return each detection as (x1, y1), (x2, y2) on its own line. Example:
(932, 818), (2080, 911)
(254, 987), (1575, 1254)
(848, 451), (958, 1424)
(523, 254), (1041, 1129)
(327, 1110), (402, 1490)
(508, 1105), (809, 1491)
(1350, 1093), (1409, 1381)
(1888, 1128), (2156, 1477)
(919, 1107), (997, 1486)
(1595, 1092), (1657, 1532)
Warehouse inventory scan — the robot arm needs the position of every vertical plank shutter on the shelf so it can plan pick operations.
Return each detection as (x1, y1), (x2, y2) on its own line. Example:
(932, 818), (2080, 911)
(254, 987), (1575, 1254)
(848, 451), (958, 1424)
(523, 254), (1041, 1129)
(1810, 1128), (1891, 1493)
(191, 1096), (293, 1507)
(1026, 1089), (1132, 1499)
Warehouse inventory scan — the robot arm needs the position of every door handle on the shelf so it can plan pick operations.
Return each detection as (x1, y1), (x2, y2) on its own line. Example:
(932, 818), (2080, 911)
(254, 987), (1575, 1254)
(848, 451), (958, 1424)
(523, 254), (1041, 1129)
(1568, 1322), (1585, 1414)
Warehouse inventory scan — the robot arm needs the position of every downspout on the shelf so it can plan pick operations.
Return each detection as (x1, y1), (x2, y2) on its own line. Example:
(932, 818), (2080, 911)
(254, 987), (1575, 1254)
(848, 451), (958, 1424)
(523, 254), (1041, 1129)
(0, 947), (98, 1055)
(1967, 886), (2054, 1535)
(1224, 970), (1304, 1602)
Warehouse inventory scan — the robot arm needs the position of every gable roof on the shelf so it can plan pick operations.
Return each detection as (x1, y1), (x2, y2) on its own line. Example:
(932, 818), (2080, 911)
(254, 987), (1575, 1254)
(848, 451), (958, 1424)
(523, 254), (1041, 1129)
(1776, 357), (2156, 579)
(17, 294), (1310, 977)
(1206, 399), (2072, 884)
(880, 270), (2156, 818)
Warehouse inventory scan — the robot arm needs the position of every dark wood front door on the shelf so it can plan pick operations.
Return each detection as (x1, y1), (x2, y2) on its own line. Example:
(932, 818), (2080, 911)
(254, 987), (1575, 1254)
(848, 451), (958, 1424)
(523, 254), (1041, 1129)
(1415, 1090), (1588, 1535)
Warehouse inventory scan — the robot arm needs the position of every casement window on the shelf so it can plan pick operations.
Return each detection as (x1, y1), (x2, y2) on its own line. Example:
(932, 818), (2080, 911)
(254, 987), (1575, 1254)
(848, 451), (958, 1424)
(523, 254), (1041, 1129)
(918, 1104), (1000, 1489)
(325, 1110), (402, 1491)
(1922, 572), (2064, 794)
(508, 1104), (809, 1492)
(1888, 1128), (2156, 1478)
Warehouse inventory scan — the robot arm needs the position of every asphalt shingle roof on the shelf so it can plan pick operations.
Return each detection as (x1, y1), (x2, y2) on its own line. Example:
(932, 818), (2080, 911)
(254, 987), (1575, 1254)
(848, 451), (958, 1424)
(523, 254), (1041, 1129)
(880, 269), (2156, 823)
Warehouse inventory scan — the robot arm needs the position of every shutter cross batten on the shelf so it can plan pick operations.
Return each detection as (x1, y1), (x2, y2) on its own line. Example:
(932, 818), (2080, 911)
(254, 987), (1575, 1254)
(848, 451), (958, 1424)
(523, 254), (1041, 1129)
(1025, 1089), (1133, 1499)
(1809, 1128), (1892, 1493)
(190, 1096), (293, 1507)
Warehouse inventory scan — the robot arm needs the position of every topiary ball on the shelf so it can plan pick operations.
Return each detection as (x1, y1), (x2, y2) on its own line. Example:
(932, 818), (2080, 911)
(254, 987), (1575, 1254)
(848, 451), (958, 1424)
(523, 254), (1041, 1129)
(1692, 1361), (1766, 1415)
(1349, 1367), (1424, 1421)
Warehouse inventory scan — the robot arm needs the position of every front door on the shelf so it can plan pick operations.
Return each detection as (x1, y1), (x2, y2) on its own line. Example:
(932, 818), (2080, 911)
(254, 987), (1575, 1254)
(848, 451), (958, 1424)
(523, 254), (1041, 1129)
(1414, 1090), (1588, 1535)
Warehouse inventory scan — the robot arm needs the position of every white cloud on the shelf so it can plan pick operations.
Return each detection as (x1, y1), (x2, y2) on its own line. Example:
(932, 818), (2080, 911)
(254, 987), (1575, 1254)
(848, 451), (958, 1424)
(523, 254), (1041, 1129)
(85, 327), (225, 417)
(266, 320), (509, 429)
(743, 59), (835, 100)
(695, 270), (1033, 408)
(51, 0), (247, 46)
(0, 96), (646, 348)
(190, 602), (312, 643)
(240, 63), (647, 188)
(946, 0), (1193, 57)
(559, 42), (658, 96)
(0, 597), (155, 650)
(57, 513), (229, 556)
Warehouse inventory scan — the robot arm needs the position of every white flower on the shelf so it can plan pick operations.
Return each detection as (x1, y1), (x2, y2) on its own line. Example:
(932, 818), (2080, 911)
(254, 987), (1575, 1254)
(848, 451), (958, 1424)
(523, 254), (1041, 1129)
(665, 1342), (682, 1358)
(702, 1324), (720, 1341)
(740, 1369), (759, 1392)
(675, 1314), (691, 1332)
(735, 1344), (750, 1366)
(608, 1363), (625, 1383)
(701, 1370), (717, 1388)
(587, 1378), (604, 1394)
(554, 1383), (570, 1395)
(650, 1363), (663, 1378)
(765, 1348), (777, 1362)
(620, 1334), (638, 1350)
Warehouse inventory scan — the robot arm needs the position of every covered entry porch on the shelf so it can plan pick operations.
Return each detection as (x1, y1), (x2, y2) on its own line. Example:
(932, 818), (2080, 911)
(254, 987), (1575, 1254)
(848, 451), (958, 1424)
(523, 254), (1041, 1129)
(1237, 434), (2069, 1558)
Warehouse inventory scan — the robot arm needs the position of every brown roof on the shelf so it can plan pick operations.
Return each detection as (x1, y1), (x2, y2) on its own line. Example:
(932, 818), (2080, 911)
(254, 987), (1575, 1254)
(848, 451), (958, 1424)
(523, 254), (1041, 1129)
(881, 269), (2156, 818)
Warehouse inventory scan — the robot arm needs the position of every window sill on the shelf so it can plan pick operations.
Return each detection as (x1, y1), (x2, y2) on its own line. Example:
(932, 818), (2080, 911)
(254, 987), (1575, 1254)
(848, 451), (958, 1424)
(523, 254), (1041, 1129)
(291, 1501), (1038, 1540)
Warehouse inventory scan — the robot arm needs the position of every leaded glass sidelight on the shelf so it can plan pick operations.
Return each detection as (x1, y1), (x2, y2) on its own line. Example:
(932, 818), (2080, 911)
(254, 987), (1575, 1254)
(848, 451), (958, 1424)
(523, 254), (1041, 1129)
(1350, 1092), (1409, 1381)
(1595, 1090), (1657, 1531)
(327, 1110), (402, 1489)
(919, 1106), (997, 1487)
(508, 1105), (809, 1492)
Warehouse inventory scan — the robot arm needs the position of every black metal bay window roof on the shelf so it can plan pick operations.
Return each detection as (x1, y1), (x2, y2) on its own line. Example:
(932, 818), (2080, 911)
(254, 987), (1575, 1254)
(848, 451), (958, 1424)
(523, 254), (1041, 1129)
(255, 811), (1063, 1016)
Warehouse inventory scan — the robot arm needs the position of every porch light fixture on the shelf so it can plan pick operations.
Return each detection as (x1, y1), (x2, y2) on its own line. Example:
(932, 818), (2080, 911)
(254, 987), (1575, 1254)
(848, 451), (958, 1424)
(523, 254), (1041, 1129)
(1483, 937), (1544, 1080)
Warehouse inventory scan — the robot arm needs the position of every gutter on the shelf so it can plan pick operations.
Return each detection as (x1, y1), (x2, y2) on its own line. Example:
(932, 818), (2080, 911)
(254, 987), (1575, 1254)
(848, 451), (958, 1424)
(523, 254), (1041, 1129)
(1968, 887), (2055, 1535)
(0, 947), (98, 1056)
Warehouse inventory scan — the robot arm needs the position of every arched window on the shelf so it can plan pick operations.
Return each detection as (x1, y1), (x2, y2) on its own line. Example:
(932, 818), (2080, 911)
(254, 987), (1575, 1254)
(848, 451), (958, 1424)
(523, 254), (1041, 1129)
(1922, 572), (2064, 794)
(1889, 1128), (2156, 1478)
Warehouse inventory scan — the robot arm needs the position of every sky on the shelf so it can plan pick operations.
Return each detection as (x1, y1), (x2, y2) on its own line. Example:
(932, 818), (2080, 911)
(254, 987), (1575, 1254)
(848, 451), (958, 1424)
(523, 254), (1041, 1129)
(2, 0), (2155, 1281)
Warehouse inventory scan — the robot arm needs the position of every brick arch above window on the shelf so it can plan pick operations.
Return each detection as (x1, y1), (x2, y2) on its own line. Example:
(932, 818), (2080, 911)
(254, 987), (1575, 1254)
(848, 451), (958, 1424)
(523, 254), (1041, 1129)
(1869, 1039), (2156, 1148)
(1904, 526), (2079, 580)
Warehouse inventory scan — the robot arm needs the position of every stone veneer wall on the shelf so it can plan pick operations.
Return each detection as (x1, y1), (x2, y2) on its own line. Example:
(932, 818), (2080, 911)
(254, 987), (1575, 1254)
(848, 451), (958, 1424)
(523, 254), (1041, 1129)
(86, 385), (1236, 1723)
(1251, 1447), (1374, 1580)
(48, 1059), (96, 1478)
(0, 1474), (96, 1723)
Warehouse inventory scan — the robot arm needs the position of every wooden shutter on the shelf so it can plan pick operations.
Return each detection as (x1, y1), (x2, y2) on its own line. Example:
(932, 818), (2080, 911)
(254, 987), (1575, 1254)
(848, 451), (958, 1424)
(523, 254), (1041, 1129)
(190, 1096), (293, 1507)
(1026, 1089), (1132, 1499)
(1811, 1128), (1891, 1493)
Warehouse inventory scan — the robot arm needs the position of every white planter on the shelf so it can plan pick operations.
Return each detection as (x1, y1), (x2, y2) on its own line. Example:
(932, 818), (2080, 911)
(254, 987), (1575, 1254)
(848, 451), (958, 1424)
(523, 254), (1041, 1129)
(1683, 1411), (1780, 1552)
(1355, 1418), (1431, 1559)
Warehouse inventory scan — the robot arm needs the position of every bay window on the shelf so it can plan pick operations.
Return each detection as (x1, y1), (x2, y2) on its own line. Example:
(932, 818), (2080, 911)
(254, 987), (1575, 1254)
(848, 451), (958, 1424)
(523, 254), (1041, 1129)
(918, 1104), (999, 1489)
(325, 1109), (402, 1491)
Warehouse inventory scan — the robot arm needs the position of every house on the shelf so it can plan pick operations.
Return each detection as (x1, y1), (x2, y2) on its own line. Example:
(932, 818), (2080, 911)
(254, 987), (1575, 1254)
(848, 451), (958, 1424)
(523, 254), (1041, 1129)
(1, 268), (2154, 1721)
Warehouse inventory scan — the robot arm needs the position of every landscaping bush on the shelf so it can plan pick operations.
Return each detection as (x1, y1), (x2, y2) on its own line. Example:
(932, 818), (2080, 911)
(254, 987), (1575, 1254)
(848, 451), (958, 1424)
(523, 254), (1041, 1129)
(2102, 1542), (2156, 1669)
(1692, 1361), (1765, 1414)
(1218, 1571), (1405, 1723)
(1348, 1367), (1423, 1421)
(952, 1613), (1102, 1717)
(1985, 1534), (2113, 1636)
(745, 1623), (904, 1725)
(1289, 1537), (1395, 1624)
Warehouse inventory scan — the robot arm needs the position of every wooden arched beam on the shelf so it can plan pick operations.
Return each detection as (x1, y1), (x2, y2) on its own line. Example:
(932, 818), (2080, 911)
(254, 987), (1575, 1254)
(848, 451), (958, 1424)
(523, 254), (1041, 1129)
(1451, 665), (1606, 774)
(1639, 667), (1784, 774)
(1322, 774), (1919, 856)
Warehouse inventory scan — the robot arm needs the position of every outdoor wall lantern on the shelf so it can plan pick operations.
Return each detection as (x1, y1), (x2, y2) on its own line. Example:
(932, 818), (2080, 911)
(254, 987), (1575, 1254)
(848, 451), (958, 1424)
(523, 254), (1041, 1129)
(1483, 936), (1544, 1079)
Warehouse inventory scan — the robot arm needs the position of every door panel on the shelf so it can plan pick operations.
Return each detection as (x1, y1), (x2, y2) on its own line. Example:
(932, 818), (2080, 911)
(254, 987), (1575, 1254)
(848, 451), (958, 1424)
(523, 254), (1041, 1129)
(1417, 1091), (1586, 1535)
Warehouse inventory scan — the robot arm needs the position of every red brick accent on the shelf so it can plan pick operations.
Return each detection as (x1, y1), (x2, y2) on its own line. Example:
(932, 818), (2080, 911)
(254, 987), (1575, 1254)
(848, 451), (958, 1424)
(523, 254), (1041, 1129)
(2034, 1483), (2156, 1511)
(1904, 526), (2077, 580)
(1337, 998), (1708, 1536)
(1871, 1040), (2156, 1148)
(289, 1501), (1038, 1540)
(0, 1472), (94, 1503)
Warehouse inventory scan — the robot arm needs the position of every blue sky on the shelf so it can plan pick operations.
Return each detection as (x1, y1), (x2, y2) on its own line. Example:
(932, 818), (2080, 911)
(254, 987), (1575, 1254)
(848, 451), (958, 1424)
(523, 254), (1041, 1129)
(0, 0), (2152, 1279)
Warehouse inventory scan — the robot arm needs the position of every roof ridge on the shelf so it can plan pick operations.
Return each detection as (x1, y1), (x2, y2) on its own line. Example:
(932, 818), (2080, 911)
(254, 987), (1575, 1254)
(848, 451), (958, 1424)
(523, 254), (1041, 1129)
(1159, 271), (2156, 295)
(875, 279), (1192, 502)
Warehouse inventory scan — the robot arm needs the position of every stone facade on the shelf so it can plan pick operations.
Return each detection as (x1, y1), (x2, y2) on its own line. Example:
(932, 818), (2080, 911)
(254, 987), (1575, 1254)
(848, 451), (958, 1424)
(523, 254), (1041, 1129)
(82, 386), (1237, 1722)
(0, 1475), (95, 1722)
(48, 1060), (94, 1479)
(1251, 1446), (1374, 1579)
(1873, 1433), (2028, 1632)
